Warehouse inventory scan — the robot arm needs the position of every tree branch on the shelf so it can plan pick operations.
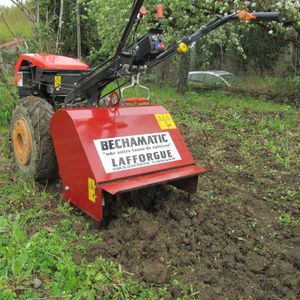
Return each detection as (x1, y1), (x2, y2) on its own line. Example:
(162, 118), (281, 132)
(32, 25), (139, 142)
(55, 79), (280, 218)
(9, 0), (36, 24)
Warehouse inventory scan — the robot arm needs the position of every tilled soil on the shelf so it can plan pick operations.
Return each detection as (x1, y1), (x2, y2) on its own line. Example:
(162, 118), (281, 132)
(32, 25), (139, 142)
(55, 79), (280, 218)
(82, 189), (300, 299)
(73, 112), (300, 299)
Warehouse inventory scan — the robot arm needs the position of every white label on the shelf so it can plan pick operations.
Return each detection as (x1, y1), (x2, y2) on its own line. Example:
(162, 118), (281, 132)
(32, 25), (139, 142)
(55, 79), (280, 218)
(94, 132), (182, 173)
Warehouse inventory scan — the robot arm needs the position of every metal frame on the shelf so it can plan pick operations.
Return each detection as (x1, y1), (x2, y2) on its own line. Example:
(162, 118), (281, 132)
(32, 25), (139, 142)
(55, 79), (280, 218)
(121, 73), (150, 102)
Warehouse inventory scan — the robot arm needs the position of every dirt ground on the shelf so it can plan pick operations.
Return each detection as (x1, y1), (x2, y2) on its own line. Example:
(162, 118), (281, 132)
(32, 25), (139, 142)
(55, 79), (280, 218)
(72, 137), (300, 299)
(79, 192), (299, 299)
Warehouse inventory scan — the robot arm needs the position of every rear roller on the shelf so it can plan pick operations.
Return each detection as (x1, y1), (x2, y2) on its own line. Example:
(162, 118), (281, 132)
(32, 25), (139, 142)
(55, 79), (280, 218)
(10, 96), (58, 181)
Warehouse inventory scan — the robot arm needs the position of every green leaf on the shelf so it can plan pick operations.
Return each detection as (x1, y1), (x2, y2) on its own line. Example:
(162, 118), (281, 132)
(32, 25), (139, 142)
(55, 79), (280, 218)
(12, 223), (26, 244)
(64, 266), (77, 292)
(12, 253), (28, 279)
(0, 217), (9, 233)
(87, 291), (95, 300)
(0, 289), (16, 300)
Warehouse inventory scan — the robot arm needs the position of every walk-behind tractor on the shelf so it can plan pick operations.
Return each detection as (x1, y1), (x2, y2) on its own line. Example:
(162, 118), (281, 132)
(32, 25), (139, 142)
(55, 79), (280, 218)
(11, 1), (282, 221)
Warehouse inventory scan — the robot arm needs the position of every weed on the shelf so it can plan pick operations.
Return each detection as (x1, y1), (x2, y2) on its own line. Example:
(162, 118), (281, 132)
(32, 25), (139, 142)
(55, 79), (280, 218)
(0, 217), (37, 290)
(279, 190), (298, 202)
(278, 211), (300, 227)
(248, 218), (259, 229)
(122, 207), (137, 221)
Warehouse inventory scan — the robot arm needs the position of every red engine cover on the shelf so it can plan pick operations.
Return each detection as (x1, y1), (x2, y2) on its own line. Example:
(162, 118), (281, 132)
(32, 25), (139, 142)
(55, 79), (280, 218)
(14, 53), (89, 84)
(51, 105), (207, 221)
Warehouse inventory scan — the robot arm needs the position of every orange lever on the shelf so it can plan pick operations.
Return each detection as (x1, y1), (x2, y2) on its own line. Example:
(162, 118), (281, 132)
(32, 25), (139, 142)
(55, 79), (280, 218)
(157, 4), (163, 19)
(125, 97), (149, 104)
(139, 6), (147, 17)
(239, 10), (257, 21)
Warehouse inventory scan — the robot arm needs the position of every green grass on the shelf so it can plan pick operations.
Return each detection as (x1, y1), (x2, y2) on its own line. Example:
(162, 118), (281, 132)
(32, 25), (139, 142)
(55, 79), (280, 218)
(0, 155), (162, 299)
(0, 83), (15, 126)
(0, 83), (299, 298)
(226, 76), (300, 107)
(278, 211), (300, 227)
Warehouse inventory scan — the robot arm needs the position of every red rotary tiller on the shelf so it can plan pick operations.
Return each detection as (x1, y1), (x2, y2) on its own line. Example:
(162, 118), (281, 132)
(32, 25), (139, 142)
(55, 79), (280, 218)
(11, 1), (282, 221)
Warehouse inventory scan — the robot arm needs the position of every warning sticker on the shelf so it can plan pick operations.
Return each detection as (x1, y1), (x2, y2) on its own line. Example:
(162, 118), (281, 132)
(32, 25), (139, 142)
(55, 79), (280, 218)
(54, 75), (61, 88)
(94, 132), (182, 173)
(88, 177), (96, 203)
(155, 113), (177, 130)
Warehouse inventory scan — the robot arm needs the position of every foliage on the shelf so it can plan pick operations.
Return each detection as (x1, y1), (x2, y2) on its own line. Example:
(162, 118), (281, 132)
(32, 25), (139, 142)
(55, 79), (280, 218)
(64, 0), (102, 62)
(0, 81), (15, 126)
(193, 1), (300, 72)
(2, 1), (300, 75)
(27, 0), (101, 59)
(0, 5), (32, 43)
(278, 211), (300, 226)
(87, 0), (300, 92)
(87, 1), (300, 60)
(7, 0), (297, 79)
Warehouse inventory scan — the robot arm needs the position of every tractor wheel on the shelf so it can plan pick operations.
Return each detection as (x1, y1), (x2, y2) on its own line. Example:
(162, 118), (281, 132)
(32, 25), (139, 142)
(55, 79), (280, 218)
(10, 96), (58, 181)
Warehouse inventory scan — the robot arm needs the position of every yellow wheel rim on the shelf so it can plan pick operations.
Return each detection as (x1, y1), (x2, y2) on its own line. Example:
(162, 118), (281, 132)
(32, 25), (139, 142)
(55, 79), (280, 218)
(13, 118), (32, 166)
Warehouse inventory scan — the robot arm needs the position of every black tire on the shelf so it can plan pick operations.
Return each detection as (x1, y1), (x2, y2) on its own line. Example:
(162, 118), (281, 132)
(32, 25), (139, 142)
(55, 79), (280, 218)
(10, 96), (58, 181)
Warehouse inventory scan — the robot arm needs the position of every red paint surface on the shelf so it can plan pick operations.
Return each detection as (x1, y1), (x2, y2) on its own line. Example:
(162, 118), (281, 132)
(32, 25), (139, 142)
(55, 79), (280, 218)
(157, 4), (163, 18)
(101, 165), (207, 195)
(14, 53), (89, 83)
(51, 105), (207, 221)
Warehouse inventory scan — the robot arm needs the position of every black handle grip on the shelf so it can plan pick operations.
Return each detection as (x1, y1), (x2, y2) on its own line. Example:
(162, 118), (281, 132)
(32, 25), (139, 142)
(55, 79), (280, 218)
(252, 12), (283, 22)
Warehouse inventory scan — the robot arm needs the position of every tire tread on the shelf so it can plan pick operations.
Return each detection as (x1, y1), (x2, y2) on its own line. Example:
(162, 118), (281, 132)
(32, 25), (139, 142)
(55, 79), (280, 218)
(11, 96), (58, 181)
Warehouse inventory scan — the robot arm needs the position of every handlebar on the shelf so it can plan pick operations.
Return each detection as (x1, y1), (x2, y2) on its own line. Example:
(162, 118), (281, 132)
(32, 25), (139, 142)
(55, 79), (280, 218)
(251, 12), (283, 22)
(152, 10), (283, 68)
(236, 11), (283, 22)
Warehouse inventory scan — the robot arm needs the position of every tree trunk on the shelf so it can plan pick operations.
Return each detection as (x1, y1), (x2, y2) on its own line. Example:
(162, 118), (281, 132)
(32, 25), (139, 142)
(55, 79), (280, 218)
(158, 58), (171, 87)
(176, 51), (191, 95)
